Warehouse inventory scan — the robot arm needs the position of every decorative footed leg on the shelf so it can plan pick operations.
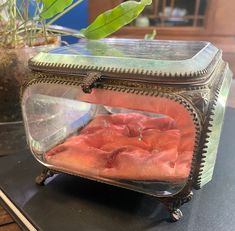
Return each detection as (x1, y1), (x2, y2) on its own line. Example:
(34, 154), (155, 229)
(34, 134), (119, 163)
(184, 191), (193, 203)
(35, 168), (56, 185)
(163, 190), (193, 222)
(170, 209), (183, 222)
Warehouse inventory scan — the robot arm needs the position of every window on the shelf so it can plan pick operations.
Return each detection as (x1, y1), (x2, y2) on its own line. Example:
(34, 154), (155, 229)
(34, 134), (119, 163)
(126, 0), (208, 27)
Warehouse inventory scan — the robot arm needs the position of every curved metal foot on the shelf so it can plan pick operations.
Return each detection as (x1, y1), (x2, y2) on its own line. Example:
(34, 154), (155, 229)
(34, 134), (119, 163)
(170, 209), (183, 222)
(163, 190), (193, 222)
(35, 168), (55, 186)
(184, 191), (193, 203)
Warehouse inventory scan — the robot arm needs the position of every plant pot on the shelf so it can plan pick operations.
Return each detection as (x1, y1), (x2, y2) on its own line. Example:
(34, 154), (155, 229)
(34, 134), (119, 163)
(0, 38), (60, 156)
(0, 41), (59, 122)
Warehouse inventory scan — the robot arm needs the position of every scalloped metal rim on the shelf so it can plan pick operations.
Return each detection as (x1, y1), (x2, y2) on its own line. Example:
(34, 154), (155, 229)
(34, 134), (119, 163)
(22, 72), (202, 198)
(194, 62), (229, 188)
(28, 50), (222, 80)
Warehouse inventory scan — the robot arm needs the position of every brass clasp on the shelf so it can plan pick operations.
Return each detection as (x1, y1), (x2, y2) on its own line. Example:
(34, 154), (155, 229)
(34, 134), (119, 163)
(81, 71), (102, 93)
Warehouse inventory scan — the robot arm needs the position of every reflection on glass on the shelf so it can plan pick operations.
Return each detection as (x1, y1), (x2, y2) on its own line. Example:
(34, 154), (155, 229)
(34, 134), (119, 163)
(23, 83), (196, 196)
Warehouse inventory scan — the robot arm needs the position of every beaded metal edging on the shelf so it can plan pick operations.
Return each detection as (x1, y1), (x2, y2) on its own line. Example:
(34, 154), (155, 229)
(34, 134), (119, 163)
(28, 50), (222, 79)
(193, 63), (228, 189)
(21, 72), (202, 197)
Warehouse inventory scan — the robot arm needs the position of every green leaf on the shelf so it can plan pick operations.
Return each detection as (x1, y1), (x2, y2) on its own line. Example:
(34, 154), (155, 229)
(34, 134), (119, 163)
(81, 0), (152, 40)
(39, 0), (74, 19)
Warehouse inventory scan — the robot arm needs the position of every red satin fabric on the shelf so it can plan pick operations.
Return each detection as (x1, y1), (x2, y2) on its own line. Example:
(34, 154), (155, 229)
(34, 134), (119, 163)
(45, 90), (196, 182)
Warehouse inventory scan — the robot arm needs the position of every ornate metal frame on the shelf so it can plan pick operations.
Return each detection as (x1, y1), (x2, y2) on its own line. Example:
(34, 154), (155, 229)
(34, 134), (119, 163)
(21, 46), (232, 222)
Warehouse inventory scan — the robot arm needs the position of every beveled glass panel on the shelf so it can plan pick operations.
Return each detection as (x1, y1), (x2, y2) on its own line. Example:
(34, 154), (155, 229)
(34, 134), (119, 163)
(22, 84), (196, 196)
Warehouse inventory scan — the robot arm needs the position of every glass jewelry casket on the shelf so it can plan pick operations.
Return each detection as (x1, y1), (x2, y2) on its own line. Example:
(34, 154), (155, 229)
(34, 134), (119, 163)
(21, 39), (232, 221)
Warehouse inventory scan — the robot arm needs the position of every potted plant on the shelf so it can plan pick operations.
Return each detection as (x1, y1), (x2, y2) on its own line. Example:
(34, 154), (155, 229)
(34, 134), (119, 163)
(0, 0), (152, 155)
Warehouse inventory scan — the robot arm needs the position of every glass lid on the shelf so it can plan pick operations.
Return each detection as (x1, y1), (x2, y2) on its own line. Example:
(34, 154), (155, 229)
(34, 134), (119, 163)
(29, 39), (220, 78)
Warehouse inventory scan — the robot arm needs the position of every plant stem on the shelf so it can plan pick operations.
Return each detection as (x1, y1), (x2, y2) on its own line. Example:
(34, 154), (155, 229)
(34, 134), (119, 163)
(10, 0), (17, 47)
(24, 0), (30, 46)
(42, 20), (48, 43)
(46, 0), (84, 26)
(15, 26), (84, 39)
(35, 2), (48, 44)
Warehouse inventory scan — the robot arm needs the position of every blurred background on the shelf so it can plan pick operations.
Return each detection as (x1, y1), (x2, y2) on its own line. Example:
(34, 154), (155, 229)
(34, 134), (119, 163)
(57, 0), (235, 76)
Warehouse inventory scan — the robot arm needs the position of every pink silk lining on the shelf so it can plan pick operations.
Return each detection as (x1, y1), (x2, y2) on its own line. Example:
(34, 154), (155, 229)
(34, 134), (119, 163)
(45, 89), (196, 182)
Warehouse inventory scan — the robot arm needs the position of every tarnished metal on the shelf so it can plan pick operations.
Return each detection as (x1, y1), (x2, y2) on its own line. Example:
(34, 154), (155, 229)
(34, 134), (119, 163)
(21, 39), (232, 221)
(81, 71), (102, 93)
(194, 64), (233, 188)
(27, 40), (221, 80)
(27, 50), (222, 85)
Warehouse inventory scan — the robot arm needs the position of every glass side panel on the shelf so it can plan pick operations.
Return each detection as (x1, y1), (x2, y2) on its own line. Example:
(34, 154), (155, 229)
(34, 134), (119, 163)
(22, 84), (196, 196)
(24, 94), (94, 153)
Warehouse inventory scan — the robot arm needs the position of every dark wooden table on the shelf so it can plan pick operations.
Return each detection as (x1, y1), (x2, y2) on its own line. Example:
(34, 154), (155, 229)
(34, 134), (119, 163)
(0, 205), (21, 231)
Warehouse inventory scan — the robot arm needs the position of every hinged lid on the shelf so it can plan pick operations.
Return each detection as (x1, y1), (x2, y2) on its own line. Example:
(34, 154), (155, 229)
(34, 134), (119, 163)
(29, 39), (220, 83)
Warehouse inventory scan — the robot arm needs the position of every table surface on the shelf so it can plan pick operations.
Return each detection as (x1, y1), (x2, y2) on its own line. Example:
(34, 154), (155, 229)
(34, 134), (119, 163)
(0, 205), (21, 231)
(0, 81), (235, 231)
